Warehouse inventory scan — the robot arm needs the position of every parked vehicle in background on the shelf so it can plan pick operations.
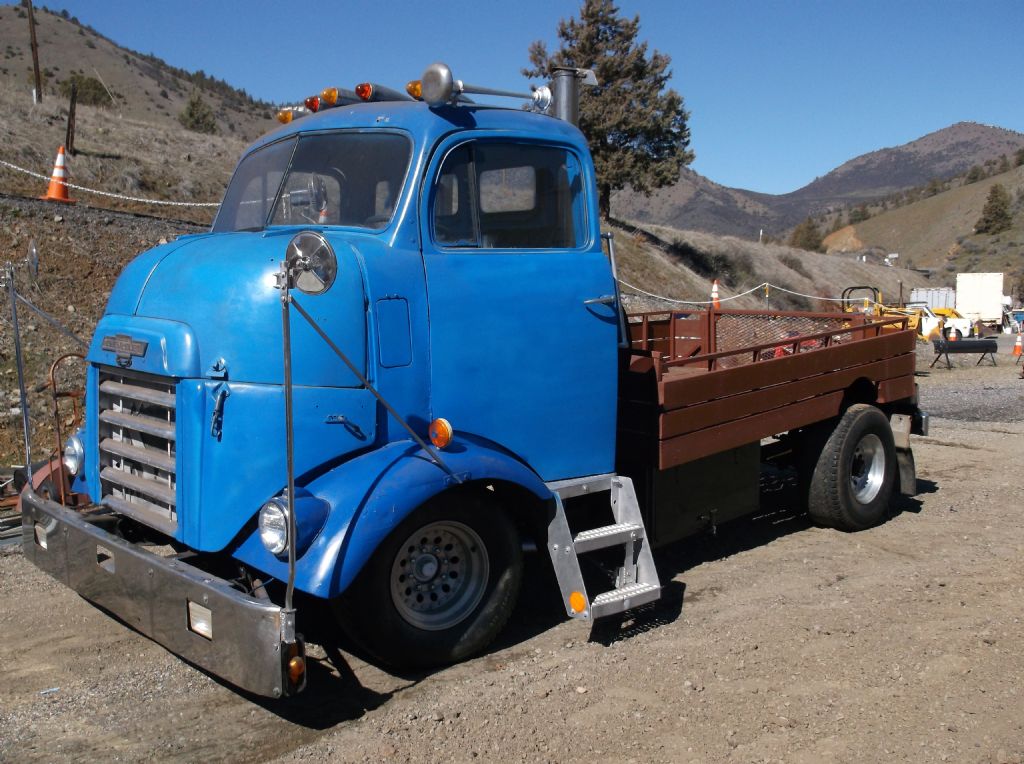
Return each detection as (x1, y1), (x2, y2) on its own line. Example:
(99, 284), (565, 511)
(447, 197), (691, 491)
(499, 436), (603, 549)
(914, 304), (974, 340)
(909, 287), (956, 311)
(956, 273), (1006, 332)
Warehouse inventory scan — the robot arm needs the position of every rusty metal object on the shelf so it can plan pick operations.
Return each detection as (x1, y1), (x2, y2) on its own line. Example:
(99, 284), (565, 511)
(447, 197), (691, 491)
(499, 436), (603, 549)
(47, 353), (86, 506)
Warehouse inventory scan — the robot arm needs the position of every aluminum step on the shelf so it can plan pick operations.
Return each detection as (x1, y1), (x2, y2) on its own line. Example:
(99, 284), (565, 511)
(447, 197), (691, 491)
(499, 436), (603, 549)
(590, 582), (662, 619)
(573, 522), (643, 554)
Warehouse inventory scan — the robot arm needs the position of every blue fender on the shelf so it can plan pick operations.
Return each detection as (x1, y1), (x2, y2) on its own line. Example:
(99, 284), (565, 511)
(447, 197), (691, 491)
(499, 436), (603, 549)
(232, 435), (551, 599)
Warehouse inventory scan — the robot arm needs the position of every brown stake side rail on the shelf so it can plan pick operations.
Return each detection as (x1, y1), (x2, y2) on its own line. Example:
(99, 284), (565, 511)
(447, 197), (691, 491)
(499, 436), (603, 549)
(619, 309), (917, 470)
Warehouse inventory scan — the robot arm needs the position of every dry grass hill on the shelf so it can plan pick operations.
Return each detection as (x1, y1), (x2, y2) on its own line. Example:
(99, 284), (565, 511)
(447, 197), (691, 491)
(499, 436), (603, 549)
(0, 4), (274, 139)
(616, 123), (1024, 241)
(825, 164), (1024, 294)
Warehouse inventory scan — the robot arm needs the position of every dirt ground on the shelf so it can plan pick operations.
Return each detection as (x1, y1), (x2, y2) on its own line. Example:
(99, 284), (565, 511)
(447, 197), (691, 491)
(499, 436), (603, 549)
(1, 342), (1022, 763)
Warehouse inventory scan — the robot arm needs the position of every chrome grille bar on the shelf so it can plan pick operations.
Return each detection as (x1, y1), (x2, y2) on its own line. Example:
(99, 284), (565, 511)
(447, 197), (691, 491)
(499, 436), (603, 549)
(99, 409), (176, 441)
(99, 437), (175, 473)
(98, 368), (177, 534)
(99, 379), (176, 409)
(100, 466), (176, 506)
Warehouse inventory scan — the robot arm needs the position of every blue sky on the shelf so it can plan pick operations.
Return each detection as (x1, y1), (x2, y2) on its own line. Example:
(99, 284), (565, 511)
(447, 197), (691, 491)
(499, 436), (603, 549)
(44, 0), (1024, 195)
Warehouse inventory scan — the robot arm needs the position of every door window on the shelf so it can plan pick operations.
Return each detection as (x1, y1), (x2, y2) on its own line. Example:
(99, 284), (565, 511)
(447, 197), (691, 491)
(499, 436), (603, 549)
(432, 142), (586, 249)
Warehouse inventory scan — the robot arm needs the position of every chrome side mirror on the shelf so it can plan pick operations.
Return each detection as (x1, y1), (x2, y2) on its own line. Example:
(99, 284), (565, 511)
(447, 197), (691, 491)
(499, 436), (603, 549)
(285, 231), (337, 295)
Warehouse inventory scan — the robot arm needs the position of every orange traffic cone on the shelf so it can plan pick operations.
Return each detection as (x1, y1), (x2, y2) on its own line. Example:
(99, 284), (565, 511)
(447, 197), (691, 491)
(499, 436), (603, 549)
(40, 146), (75, 204)
(711, 279), (721, 309)
(1013, 332), (1022, 363)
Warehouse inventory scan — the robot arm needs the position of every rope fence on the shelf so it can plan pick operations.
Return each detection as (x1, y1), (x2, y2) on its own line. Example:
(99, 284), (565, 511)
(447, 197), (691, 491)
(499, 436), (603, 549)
(0, 157), (220, 208)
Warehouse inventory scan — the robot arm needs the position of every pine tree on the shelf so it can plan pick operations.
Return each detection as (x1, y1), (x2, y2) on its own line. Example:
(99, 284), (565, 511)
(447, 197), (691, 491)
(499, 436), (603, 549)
(975, 183), (1012, 234)
(178, 90), (218, 135)
(788, 217), (823, 252)
(524, 0), (694, 218)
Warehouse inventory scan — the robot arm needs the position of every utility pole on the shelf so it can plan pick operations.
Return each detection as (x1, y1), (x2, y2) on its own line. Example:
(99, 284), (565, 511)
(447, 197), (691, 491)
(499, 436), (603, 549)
(65, 81), (77, 154)
(25, 0), (42, 104)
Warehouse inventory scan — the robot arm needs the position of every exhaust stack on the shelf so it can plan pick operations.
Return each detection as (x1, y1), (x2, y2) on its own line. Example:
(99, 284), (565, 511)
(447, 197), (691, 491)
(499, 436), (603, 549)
(551, 67), (598, 126)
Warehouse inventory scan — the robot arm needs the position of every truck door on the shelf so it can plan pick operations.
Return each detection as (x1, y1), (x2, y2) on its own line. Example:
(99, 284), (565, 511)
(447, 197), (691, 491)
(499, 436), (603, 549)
(421, 138), (618, 481)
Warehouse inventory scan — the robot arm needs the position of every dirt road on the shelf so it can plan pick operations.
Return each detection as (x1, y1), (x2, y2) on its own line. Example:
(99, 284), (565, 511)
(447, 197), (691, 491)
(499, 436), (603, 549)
(1, 351), (1022, 763)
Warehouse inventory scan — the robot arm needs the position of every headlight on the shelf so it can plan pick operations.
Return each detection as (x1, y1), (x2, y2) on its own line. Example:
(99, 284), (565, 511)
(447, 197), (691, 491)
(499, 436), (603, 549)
(62, 433), (85, 477)
(258, 499), (289, 555)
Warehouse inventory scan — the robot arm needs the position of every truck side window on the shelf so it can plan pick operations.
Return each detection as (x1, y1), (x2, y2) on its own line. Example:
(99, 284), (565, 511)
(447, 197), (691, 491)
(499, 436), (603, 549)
(432, 142), (586, 249)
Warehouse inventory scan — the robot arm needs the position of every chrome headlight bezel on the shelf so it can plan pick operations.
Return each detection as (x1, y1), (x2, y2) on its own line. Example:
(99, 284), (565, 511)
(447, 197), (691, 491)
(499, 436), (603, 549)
(258, 499), (289, 556)
(62, 432), (85, 477)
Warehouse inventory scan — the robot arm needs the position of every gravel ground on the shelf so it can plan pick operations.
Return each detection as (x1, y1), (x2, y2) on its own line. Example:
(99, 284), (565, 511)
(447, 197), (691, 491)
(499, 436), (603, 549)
(1, 350), (1022, 763)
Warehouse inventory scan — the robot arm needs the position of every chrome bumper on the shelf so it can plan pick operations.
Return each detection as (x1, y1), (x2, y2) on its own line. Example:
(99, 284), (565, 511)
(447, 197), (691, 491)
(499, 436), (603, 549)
(21, 488), (304, 698)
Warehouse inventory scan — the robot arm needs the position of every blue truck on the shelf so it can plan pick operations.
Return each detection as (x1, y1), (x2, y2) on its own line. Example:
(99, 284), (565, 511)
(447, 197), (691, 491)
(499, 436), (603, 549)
(20, 64), (925, 698)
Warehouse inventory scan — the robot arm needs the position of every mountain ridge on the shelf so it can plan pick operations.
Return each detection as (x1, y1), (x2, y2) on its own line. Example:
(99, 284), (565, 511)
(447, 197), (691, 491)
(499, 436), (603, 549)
(615, 122), (1024, 239)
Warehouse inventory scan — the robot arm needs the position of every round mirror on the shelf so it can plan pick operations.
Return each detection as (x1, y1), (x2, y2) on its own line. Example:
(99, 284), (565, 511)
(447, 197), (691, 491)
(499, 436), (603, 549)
(421, 62), (455, 107)
(285, 231), (337, 295)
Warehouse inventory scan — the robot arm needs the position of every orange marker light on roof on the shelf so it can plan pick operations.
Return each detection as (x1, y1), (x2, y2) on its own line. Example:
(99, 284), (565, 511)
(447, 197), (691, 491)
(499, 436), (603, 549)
(276, 109), (294, 124)
(429, 418), (453, 449)
(355, 82), (373, 101)
(304, 95), (321, 112)
(405, 80), (422, 100)
(321, 87), (339, 106)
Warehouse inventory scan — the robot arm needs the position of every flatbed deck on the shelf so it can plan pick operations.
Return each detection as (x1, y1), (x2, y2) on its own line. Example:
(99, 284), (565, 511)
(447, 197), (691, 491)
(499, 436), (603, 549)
(619, 309), (916, 469)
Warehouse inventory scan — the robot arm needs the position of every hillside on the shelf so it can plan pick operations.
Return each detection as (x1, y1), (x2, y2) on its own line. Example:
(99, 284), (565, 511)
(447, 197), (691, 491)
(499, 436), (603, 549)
(0, 4), (274, 139)
(615, 122), (1024, 240)
(613, 220), (931, 314)
(824, 164), (1024, 293)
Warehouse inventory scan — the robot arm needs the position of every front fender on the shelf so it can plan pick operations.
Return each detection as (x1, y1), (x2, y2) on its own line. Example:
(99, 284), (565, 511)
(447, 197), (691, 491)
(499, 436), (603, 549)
(232, 436), (551, 599)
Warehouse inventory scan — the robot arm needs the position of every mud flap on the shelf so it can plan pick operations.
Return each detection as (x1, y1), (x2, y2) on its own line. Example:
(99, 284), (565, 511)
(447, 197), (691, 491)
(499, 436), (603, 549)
(896, 448), (917, 496)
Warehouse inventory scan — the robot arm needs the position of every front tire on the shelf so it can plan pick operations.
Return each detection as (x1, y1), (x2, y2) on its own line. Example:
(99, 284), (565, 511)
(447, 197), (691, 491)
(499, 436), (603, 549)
(336, 491), (522, 669)
(807, 404), (897, 531)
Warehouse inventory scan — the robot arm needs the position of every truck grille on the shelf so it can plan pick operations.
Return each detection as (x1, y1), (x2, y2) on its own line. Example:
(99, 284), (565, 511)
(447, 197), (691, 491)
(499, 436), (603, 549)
(97, 368), (177, 535)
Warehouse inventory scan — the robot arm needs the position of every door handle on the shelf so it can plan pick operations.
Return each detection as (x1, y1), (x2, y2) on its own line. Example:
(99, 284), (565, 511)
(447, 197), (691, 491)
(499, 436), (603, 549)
(583, 294), (617, 306)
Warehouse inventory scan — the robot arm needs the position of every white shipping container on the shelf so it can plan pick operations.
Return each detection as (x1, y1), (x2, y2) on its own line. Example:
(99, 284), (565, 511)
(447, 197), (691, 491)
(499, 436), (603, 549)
(955, 273), (1004, 325)
(909, 287), (956, 309)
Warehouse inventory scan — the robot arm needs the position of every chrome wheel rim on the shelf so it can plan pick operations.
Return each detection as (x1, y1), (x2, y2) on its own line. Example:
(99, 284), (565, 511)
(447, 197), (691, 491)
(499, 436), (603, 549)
(390, 521), (489, 631)
(850, 433), (885, 504)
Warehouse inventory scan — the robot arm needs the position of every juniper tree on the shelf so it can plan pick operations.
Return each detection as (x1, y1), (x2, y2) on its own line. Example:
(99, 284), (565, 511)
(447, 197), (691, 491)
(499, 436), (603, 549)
(523, 0), (694, 218)
(975, 183), (1012, 234)
(788, 217), (823, 252)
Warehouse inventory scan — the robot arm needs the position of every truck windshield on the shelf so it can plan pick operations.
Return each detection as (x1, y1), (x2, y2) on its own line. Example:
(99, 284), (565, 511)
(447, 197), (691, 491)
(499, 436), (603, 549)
(213, 131), (412, 233)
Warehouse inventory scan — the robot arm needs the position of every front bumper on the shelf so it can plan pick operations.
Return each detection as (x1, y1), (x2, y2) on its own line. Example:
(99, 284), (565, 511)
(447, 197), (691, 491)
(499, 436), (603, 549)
(21, 488), (304, 698)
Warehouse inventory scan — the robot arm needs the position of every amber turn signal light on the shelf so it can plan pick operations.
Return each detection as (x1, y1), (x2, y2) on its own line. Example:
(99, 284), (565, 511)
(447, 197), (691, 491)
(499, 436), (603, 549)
(287, 655), (305, 685)
(429, 418), (453, 449)
(569, 591), (587, 615)
(276, 109), (294, 124)
(321, 87), (339, 106)
(405, 80), (422, 99)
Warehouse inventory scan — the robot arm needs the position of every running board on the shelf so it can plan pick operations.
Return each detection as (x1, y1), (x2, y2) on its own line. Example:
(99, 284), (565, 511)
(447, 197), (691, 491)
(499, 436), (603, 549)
(545, 474), (661, 620)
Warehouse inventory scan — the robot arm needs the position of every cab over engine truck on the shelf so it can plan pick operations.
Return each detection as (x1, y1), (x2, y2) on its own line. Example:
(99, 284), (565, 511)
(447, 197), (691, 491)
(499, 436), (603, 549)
(20, 64), (926, 698)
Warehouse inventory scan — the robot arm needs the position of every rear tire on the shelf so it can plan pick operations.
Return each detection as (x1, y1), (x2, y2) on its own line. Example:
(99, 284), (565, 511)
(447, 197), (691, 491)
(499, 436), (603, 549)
(336, 492), (522, 670)
(807, 404), (897, 531)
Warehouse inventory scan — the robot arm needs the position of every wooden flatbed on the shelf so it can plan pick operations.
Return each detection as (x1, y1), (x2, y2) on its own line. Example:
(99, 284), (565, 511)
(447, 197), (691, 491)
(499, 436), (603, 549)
(619, 309), (917, 470)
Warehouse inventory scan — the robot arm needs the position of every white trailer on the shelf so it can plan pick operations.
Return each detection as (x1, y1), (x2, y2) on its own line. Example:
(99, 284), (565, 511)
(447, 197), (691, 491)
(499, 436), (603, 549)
(955, 273), (1004, 329)
(909, 287), (956, 310)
